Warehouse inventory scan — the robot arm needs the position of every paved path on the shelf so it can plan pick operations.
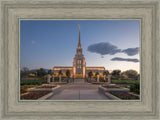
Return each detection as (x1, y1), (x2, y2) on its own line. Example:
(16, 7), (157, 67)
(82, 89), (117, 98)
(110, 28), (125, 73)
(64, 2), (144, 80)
(47, 82), (110, 100)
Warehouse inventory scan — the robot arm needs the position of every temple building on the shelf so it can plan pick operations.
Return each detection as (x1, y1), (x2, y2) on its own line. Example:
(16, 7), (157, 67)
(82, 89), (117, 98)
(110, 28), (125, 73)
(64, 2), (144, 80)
(53, 25), (105, 78)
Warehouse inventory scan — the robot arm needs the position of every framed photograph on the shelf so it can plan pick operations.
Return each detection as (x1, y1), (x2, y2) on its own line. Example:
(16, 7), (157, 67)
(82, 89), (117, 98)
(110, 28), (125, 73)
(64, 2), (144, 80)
(0, 0), (159, 120)
(20, 20), (140, 101)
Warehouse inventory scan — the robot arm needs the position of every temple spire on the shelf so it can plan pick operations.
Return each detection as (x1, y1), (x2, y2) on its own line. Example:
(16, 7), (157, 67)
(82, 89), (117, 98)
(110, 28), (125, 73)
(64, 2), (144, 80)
(78, 25), (81, 48)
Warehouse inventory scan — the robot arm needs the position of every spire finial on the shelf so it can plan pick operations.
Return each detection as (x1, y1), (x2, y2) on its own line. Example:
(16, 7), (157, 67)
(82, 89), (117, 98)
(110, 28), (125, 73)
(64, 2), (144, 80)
(78, 24), (80, 30)
(78, 25), (81, 48)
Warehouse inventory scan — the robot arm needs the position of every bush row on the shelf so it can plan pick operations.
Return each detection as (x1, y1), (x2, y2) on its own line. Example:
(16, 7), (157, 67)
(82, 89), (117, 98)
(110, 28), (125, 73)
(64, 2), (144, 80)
(21, 79), (47, 85)
(130, 82), (140, 94)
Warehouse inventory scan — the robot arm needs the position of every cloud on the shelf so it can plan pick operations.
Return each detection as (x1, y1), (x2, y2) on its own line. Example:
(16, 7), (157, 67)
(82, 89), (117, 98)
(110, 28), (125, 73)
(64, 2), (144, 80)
(111, 57), (139, 63)
(87, 42), (139, 57)
(87, 42), (121, 55)
(122, 47), (139, 56)
(101, 55), (104, 58)
(30, 40), (36, 44)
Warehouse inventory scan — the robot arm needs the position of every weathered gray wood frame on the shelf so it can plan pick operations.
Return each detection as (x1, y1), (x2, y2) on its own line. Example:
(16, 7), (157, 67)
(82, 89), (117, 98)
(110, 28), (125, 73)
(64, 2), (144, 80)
(0, 0), (159, 120)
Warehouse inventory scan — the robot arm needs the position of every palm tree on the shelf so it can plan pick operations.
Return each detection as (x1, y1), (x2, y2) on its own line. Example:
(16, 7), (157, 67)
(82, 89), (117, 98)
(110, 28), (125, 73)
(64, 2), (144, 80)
(66, 70), (70, 78)
(66, 70), (71, 83)
(88, 71), (93, 80)
(58, 70), (62, 82)
(58, 70), (62, 76)
(95, 72), (99, 82)
(103, 70), (109, 76)
(95, 72), (99, 76)
(48, 69), (53, 75)
(103, 70), (109, 81)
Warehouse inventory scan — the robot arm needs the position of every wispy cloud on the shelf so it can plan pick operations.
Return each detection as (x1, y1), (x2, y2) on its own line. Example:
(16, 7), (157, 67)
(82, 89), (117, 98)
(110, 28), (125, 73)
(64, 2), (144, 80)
(111, 57), (139, 63)
(87, 42), (139, 56)
(87, 42), (121, 55)
(122, 47), (139, 56)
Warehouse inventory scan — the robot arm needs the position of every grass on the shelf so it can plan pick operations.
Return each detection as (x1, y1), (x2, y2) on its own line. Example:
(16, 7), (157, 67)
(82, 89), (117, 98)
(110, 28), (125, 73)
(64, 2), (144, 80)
(21, 79), (47, 85)
(102, 85), (120, 88)
(21, 85), (36, 94)
(111, 79), (139, 84)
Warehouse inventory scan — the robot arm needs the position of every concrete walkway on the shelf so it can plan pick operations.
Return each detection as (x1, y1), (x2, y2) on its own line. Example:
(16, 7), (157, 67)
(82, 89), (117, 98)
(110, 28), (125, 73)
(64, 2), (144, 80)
(47, 82), (110, 100)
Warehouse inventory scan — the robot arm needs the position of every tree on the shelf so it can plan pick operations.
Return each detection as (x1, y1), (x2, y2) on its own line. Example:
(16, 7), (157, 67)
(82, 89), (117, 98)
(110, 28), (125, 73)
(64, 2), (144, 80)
(22, 67), (29, 72)
(95, 72), (99, 77)
(48, 69), (53, 75)
(58, 70), (63, 82)
(123, 70), (138, 79)
(88, 71), (93, 80)
(103, 70), (109, 81)
(21, 67), (29, 78)
(66, 70), (71, 78)
(121, 72), (128, 79)
(58, 70), (62, 76)
(111, 70), (121, 78)
(36, 68), (47, 77)
(103, 70), (109, 76)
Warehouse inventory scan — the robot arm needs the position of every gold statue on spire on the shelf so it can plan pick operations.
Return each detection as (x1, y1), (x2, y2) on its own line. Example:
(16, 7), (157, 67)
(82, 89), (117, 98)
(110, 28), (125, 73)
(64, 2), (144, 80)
(78, 24), (80, 30)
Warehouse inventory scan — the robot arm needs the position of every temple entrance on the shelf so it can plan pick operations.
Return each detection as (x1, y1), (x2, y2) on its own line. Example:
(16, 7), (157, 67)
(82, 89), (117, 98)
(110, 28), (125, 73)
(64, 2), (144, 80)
(76, 73), (83, 78)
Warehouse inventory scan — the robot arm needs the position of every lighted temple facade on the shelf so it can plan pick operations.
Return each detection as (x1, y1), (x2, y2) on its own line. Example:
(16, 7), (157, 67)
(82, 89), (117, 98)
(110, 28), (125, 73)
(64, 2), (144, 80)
(53, 25), (105, 78)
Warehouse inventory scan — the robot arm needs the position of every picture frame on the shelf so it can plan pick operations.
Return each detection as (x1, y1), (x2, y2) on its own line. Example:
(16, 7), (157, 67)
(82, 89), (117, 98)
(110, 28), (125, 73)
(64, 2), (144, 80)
(0, 0), (159, 119)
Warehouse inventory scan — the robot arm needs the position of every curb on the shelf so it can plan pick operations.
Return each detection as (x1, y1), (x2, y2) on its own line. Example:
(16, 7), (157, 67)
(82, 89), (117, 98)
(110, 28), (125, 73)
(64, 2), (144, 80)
(38, 85), (62, 100)
(104, 92), (121, 100)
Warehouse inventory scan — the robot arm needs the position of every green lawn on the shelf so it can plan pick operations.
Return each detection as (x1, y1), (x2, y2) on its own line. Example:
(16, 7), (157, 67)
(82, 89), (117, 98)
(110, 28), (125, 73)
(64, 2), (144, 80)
(21, 85), (36, 94)
(21, 79), (47, 85)
(111, 79), (139, 84)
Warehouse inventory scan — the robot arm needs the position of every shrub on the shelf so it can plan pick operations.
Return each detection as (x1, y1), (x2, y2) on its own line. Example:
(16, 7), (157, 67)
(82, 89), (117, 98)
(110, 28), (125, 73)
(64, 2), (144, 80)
(109, 91), (139, 100)
(99, 77), (106, 82)
(130, 82), (140, 94)
(21, 79), (47, 85)
(20, 85), (35, 94)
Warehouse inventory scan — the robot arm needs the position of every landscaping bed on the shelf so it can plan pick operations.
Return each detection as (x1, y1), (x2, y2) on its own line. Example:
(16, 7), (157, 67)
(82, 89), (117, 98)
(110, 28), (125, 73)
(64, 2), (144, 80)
(99, 84), (139, 100)
(92, 82), (106, 85)
(109, 91), (139, 100)
(111, 79), (139, 84)
(21, 79), (47, 85)
(21, 91), (51, 100)
(36, 84), (56, 88)
(99, 85), (129, 93)
(21, 85), (37, 94)
(27, 84), (58, 92)
(21, 85), (62, 100)
(102, 84), (120, 88)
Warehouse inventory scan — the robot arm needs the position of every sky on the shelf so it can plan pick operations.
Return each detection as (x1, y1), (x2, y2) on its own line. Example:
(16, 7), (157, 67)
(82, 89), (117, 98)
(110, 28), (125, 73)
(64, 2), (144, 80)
(20, 20), (140, 73)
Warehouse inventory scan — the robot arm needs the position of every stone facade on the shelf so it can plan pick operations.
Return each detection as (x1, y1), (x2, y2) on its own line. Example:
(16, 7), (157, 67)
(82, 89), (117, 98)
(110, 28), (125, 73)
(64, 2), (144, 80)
(53, 25), (106, 78)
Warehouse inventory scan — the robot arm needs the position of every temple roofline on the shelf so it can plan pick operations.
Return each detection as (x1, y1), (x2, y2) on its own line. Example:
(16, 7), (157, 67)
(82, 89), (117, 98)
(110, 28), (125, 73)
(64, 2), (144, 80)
(86, 67), (105, 68)
(53, 66), (72, 68)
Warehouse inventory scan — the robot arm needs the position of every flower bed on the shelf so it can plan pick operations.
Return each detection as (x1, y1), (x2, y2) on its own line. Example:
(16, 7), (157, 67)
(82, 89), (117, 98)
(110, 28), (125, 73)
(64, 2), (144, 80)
(102, 84), (120, 88)
(21, 79), (47, 85)
(21, 85), (36, 94)
(36, 84), (56, 88)
(21, 91), (51, 100)
(109, 91), (139, 100)
(111, 79), (139, 84)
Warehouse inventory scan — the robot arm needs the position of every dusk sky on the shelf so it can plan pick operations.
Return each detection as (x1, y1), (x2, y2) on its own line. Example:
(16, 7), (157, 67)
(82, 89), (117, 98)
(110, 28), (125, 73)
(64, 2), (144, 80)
(20, 20), (140, 73)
